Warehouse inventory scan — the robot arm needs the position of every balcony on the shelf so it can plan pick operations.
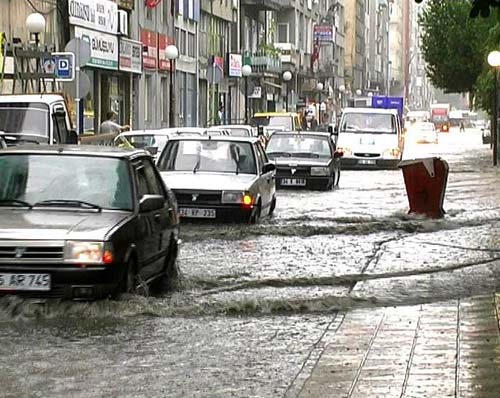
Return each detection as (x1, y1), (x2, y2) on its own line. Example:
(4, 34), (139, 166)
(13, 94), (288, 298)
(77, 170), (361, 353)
(240, 0), (292, 11)
(274, 43), (298, 67)
(243, 51), (282, 75)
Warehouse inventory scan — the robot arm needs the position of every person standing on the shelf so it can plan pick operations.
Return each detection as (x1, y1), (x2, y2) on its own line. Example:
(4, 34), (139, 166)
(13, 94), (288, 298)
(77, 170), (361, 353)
(99, 111), (130, 135)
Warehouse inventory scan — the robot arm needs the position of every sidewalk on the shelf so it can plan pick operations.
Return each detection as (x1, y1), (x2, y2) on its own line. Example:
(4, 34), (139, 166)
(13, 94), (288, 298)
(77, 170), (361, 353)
(295, 294), (500, 397)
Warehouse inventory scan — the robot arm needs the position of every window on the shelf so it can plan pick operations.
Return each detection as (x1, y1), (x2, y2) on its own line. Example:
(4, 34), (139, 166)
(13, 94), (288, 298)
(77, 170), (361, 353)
(161, 77), (169, 123)
(180, 29), (187, 55)
(188, 32), (195, 57)
(146, 5), (153, 20)
(134, 158), (164, 198)
(277, 23), (289, 43)
(145, 75), (153, 122)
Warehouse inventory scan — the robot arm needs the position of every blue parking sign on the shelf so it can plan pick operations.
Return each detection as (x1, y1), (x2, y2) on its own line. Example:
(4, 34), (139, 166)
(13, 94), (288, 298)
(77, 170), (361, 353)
(53, 52), (75, 81)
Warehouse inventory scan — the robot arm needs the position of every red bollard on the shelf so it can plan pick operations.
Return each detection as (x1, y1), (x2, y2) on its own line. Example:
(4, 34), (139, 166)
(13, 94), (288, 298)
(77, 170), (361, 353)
(398, 157), (449, 218)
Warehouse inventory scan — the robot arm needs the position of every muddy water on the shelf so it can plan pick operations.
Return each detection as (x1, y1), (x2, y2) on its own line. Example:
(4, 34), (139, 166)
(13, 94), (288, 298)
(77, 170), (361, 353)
(1, 128), (499, 397)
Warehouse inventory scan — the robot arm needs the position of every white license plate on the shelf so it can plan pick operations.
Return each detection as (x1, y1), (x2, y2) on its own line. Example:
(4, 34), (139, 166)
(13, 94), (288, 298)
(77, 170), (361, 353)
(0, 273), (51, 291)
(179, 208), (216, 219)
(358, 159), (376, 165)
(281, 178), (307, 186)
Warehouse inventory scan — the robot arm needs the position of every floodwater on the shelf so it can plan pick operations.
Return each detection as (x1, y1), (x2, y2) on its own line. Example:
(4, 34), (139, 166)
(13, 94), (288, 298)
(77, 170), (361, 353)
(1, 127), (499, 397)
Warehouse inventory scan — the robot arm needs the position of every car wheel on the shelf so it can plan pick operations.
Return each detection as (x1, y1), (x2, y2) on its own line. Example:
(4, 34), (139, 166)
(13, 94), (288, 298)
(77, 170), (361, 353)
(111, 258), (138, 298)
(151, 237), (180, 294)
(269, 195), (276, 216)
(249, 201), (261, 224)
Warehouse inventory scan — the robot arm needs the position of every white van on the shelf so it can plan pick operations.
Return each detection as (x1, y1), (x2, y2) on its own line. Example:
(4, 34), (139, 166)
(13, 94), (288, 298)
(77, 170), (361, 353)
(336, 107), (404, 169)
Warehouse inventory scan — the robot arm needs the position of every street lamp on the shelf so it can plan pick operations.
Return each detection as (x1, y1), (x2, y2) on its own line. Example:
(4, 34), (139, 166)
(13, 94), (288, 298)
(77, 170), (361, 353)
(242, 64), (252, 124)
(166, 44), (179, 127)
(317, 82), (324, 125)
(487, 50), (500, 165)
(356, 88), (362, 96)
(26, 13), (46, 92)
(282, 71), (292, 112)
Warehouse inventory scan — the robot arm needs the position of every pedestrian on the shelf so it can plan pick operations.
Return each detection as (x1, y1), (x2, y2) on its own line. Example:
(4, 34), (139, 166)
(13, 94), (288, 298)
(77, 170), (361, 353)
(459, 121), (465, 132)
(99, 111), (130, 135)
(218, 104), (226, 125)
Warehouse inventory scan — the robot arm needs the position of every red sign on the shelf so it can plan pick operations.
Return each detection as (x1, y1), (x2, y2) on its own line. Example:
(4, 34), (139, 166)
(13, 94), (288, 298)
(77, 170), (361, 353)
(141, 29), (157, 70)
(145, 0), (162, 8)
(158, 34), (175, 72)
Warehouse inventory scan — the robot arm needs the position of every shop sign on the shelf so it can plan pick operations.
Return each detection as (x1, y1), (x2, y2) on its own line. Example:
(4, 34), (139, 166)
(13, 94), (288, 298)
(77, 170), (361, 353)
(158, 34), (174, 72)
(68, 0), (118, 35)
(313, 25), (334, 42)
(141, 29), (157, 70)
(119, 38), (142, 74)
(249, 86), (262, 99)
(74, 26), (118, 70)
(228, 54), (242, 77)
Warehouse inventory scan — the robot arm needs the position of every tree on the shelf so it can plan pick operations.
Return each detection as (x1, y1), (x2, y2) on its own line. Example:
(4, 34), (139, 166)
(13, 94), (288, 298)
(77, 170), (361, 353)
(419, 0), (495, 94)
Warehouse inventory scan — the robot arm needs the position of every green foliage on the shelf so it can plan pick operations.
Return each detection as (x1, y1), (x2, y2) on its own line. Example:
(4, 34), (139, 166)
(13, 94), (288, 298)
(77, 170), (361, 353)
(419, 0), (495, 94)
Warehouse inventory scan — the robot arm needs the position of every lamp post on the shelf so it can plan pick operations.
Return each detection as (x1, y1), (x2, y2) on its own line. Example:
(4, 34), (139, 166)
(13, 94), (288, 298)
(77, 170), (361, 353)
(166, 44), (179, 127)
(26, 13), (46, 92)
(242, 64), (252, 124)
(488, 50), (500, 166)
(282, 71), (292, 112)
(317, 82), (324, 125)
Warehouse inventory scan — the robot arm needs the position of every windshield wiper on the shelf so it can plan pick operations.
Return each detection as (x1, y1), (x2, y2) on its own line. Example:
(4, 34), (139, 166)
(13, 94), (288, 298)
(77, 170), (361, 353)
(267, 151), (292, 157)
(0, 199), (33, 208)
(33, 200), (102, 211)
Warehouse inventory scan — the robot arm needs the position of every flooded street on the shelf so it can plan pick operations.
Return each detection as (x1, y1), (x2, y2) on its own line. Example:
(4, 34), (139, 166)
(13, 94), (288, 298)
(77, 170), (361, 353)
(2, 128), (500, 397)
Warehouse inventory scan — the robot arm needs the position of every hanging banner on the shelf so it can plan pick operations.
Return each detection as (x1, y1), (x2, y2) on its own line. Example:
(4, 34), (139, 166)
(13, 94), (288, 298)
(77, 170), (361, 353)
(158, 34), (174, 72)
(141, 29), (157, 70)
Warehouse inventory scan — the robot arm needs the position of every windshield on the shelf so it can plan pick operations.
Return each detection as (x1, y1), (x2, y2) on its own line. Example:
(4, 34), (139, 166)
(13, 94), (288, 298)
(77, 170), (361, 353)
(341, 113), (395, 133)
(116, 134), (169, 150)
(267, 135), (332, 158)
(251, 116), (292, 130)
(159, 140), (257, 174)
(0, 154), (133, 210)
(0, 103), (49, 137)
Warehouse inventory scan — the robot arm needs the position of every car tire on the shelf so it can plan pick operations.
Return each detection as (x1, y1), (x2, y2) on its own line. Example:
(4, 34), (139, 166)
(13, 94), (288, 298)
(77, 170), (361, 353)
(111, 258), (138, 299)
(269, 196), (276, 216)
(151, 237), (180, 294)
(249, 201), (261, 224)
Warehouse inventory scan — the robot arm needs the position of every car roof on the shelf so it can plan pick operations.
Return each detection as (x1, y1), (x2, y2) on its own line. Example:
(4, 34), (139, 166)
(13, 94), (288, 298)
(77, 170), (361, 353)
(0, 144), (150, 159)
(165, 135), (259, 143)
(341, 107), (397, 115)
(117, 130), (172, 137)
(0, 94), (66, 105)
(253, 112), (299, 117)
(269, 131), (332, 138)
(213, 125), (253, 130)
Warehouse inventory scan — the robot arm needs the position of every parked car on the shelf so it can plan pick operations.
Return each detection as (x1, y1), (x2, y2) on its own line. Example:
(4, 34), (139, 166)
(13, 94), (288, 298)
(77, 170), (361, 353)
(211, 125), (255, 137)
(0, 145), (180, 300)
(114, 129), (172, 161)
(266, 131), (342, 190)
(157, 135), (276, 223)
(407, 121), (439, 144)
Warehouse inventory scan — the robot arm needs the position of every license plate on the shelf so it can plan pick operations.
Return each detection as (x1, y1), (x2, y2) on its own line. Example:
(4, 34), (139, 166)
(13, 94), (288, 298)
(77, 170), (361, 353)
(281, 178), (306, 186)
(0, 273), (51, 291)
(358, 159), (376, 165)
(179, 208), (216, 218)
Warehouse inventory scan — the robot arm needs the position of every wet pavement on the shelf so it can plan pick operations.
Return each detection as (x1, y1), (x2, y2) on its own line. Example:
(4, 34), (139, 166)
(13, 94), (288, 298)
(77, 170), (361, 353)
(1, 127), (500, 397)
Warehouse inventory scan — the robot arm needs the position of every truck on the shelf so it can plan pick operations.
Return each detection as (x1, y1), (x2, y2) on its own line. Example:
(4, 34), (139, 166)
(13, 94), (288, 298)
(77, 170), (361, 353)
(0, 94), (77, 146)
(430, 103), (450, 132)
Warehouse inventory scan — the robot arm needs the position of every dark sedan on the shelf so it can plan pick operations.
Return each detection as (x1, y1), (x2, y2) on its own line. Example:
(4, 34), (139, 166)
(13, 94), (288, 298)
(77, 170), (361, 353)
(266, 131), (342, 190)
(0, 145), (180, 300)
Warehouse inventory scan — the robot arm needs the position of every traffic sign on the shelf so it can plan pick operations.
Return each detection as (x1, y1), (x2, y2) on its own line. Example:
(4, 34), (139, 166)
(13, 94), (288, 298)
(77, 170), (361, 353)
(54, 52), (75, 81)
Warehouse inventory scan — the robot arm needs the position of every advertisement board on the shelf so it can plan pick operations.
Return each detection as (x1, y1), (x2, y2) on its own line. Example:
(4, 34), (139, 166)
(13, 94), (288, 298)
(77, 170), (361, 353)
(228, 54), (242, 77)
(74, 26), (118, 70)
(158, 34), (174, 71)
(68, 0), (118, 34)
(313, 25), (334, 42)
(141, 29), (158, 70)
(119, 38), (142, 74)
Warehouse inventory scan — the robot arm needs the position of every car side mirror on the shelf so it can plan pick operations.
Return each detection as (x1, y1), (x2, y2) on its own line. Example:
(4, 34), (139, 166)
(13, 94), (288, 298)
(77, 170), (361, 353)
(66, 129), (78, 144)
(144, 146), (158, 156)
(262, 163), (276, 174)
(139, 194), (165, 213)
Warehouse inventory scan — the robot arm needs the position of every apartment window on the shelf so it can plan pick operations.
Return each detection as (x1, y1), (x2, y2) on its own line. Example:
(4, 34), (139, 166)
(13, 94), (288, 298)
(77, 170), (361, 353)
(277, 23), (289, 43)
(188, 32), (195, 57)
(146, 5), (153, 20)
(163, 0), (170, 22)
(145, 75), (153, 122)
(180, 29), (187, 55)
(161, 77), (168, 123)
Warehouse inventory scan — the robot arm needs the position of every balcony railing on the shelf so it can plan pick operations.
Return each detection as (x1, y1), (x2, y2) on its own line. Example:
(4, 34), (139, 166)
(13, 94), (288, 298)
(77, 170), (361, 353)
(243, 51), (282, 74)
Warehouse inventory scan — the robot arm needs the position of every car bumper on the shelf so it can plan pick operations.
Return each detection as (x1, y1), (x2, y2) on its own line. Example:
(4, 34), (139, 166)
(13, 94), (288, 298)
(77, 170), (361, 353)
(0, 264), (122, 300)
(178, 204), (254, 222)
(341, 157), (400, 170)
(275, 175), (330, 190)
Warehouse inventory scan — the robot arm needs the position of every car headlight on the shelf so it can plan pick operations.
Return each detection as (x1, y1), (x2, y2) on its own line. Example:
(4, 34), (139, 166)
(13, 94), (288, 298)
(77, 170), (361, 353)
(338, 147), (352, 156)
(221, 191), (245, 204)
(310, 166), (329, 176)
(383, 148), (401, 158)
(64, 241), (114, 264)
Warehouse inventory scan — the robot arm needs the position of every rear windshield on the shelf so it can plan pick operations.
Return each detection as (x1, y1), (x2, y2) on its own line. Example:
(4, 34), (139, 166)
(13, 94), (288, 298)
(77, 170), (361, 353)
(0, 103), (49, 137)
(251, 116), (293, 130)
(341, 113), (395, 133)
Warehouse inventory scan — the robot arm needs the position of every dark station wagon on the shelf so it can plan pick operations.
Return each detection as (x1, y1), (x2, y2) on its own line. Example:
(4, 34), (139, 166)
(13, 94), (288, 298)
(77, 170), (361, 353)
(0, 145), (180, 300)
